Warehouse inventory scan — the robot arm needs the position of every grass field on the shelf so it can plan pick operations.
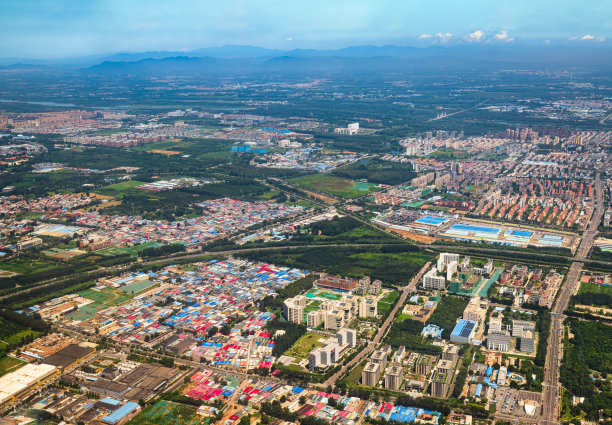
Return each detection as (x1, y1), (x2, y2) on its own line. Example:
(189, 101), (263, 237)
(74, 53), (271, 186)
(290, 174), (379, 199)
(128, 400), (211, 425)
(283, 332), (325, 361)
(0, 258), (64, 275)
(378, 290), (400, 313)
(340, 360), (367, 388)
(97, 241), (161, 257)
(0, 356), (25, 377)
(95, 180), (147, 197)
(578, 282), (612, 296)
(395, 313), (413, 322)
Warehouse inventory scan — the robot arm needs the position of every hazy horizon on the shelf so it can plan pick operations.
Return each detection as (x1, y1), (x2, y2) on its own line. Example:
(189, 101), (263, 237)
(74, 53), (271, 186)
(1, 0), (610, 60)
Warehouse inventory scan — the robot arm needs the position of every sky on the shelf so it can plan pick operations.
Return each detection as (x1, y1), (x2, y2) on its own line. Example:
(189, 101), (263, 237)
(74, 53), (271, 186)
(1, 0), (611, 59)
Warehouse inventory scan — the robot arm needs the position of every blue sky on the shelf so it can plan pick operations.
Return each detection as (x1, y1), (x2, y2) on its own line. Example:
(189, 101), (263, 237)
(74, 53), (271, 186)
(1, 0), (610, 58)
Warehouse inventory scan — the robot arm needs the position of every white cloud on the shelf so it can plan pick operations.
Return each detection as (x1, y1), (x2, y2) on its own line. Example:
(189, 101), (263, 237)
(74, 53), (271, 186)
(494, 30), (514, 42)
(466, 30), (485, 42)
(572, 34), (605, 42)
(435, 32), (452, 42)
(285, 37), (293, 41)
(418, 34), (433, 40)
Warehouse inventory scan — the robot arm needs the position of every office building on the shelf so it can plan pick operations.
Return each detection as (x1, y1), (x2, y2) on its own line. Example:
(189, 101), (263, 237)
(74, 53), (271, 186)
(283, 295), (306, 324)
(307, 310), (322, 328)
(324, 310), (345, 330)
(486, 331), (511, 352)
(488, 317), (503, 333)
(336, 328), (357, 348)
(511, 320), (535, 338)
(358, 297), (378, 318)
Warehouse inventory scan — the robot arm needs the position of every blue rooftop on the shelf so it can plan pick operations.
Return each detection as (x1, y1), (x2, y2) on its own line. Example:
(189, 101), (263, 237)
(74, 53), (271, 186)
(101, 402), (139, 424)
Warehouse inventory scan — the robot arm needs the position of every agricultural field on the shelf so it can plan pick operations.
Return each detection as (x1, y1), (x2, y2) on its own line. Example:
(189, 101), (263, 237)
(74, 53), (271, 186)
(291, 174), (379, 199)
(128, 400), (212, 425)
(283, 332), (326, 362)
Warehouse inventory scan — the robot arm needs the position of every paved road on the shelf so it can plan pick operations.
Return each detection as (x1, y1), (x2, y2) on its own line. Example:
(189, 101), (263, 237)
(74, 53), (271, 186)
(321, 261), (431, 387)
(539, 169), (605, 425)
(599, 110), (612, 125)
(427, 100), (487, 122)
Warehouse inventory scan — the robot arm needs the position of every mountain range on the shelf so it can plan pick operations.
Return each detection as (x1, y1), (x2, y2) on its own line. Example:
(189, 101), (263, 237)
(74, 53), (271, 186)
(1, 43), (611, 76)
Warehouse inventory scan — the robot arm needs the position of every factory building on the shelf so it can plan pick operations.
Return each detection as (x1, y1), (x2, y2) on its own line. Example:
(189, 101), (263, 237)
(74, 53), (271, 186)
(450, 319), (478, 344)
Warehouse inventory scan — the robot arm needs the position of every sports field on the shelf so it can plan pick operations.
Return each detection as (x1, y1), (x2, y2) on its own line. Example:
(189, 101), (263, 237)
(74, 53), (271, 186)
(42, 247), (86, 260)
(128, 400), (211, 425)
(67, 288), (132, 321)
(283, 332), (325, 361)
(305, 289), (343, 300)
(291, 174), (379, 199)
(120, 279), (157, 294)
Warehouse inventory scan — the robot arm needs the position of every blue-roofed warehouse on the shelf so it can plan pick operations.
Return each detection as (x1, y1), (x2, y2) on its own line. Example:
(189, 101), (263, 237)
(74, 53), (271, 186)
(102, 402), (139, 424)
(450, 319), (478, 344)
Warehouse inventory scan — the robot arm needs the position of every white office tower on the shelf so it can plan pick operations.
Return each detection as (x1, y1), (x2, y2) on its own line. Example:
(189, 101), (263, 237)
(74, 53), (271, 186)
(283, 295), (306, 323)
(358, 297), (378, 318)
(336, 328), (356, 348)
(309, 348), (322, 370)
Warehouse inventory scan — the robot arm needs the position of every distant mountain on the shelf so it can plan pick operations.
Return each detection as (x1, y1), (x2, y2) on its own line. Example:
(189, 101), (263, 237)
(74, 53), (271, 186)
(3, 42), (610, 75)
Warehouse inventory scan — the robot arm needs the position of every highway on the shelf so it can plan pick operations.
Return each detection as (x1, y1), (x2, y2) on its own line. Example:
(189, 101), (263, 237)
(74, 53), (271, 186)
(539, 169), (605, 425)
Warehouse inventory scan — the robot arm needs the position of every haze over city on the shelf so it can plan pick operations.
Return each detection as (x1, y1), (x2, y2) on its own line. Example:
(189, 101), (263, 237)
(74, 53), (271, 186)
(0, 2), (610, 425)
